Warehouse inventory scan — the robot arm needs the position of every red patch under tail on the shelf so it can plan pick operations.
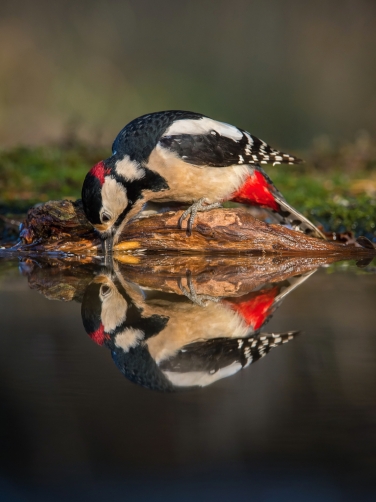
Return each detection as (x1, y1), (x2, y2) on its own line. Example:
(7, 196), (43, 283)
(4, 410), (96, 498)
(90, 161), (111, 186)
(224, 286), (280, 330)
(230, 170), (280, 212)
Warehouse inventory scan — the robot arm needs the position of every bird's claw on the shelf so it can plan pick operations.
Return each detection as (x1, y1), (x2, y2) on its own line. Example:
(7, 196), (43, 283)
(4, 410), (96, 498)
(178, 198), (222, 236)
(179, 271), (221, 307)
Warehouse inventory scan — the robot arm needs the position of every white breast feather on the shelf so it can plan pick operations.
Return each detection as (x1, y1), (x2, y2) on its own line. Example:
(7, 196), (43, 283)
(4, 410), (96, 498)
(147, 302), (252, 365)
(148, 144), (251, 203)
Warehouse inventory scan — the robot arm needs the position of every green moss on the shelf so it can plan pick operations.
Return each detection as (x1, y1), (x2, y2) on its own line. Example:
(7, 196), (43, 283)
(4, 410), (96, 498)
(264, 165), (376, 239)
(0, 143), (108, 205)
(0, 138), (375, 241)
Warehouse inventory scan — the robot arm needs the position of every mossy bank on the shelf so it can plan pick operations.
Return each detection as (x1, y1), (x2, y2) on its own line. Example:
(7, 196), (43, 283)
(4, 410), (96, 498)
(1, 134), (376, 243)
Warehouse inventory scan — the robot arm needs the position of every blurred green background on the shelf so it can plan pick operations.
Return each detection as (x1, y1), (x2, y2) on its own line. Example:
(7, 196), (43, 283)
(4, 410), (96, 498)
(1, 0), (376, 148)
(0, 0), (376, 239)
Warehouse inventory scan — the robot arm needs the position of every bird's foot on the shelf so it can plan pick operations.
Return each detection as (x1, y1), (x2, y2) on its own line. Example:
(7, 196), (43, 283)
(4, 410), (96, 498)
(179, 271), (221, 307)
(178, 198), (222, 236)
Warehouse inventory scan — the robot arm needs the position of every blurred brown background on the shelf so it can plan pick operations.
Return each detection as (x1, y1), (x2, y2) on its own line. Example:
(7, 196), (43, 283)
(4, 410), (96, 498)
(1, 0), (376, 149)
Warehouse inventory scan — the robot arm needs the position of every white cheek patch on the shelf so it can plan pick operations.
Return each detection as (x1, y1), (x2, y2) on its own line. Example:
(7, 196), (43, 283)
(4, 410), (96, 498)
(115, 155), (145, 181)
(164, 117), (243, 141)
(101, 288), (128, 333)
(101, 177), (128, 225)
(115, 328), (145, 352)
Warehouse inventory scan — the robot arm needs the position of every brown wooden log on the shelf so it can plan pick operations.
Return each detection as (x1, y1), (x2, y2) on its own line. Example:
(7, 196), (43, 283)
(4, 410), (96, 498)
(17, 199), (98, 254)
(117, 209), (375, 256)
(9, 199), (376, 257)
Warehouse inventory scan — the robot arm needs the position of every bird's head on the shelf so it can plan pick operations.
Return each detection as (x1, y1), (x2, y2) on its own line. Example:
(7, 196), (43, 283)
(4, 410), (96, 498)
(82, 160), (129, 254)
(81, 273), (174, 392)
(81, 273), (130, 346)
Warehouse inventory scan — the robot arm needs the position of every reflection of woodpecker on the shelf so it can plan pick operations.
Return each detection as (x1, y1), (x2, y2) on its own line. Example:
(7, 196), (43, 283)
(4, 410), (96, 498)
(81, 268), (313, 391)
(81, 111), (325, 253)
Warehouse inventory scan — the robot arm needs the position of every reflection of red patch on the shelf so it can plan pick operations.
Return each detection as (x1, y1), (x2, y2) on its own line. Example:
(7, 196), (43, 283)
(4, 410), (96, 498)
(90, 161), (111, 186)
(225, 286), (279, 330)
(231, 170), (279, 211)
(88, 323), (110, 346)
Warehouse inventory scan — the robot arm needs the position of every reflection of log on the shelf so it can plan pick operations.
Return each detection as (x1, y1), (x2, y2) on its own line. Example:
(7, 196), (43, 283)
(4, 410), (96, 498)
(24, 254), (355, 302)
(14, 199), (376, 257)
(25, 259), (97, 302)
(114, 254), (340, 298)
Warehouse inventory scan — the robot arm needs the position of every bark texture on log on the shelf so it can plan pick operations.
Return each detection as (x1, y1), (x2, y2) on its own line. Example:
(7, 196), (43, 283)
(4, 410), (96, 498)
(118, 209), (374, 256)
(8, 199), (376, 257)
(18, 199), (98, 254)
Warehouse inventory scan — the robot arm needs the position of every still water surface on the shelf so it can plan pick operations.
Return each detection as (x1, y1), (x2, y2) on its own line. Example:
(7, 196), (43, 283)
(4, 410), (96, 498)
(0, 256), (375, 501)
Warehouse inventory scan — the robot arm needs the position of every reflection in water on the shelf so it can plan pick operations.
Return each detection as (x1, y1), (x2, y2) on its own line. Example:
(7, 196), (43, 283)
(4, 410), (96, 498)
(2, 255), (376, 498)
(79, 257), (317, 391)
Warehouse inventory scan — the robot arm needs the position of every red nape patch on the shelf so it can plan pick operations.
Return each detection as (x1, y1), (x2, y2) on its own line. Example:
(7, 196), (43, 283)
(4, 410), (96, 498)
(230, 170), (280, 211)
(89, 161), (111, 186)
(225, 286), (279, 330)
(88, 323), (110, 346)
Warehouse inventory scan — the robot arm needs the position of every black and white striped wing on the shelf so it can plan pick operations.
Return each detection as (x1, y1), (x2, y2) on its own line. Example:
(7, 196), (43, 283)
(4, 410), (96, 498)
(159, 331), (300, 388)
(160, 116), (302, 167)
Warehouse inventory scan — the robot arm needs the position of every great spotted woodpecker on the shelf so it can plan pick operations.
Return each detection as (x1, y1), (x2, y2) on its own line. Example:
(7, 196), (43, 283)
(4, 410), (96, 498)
(81, 111), (325, 254)
(80, 265), (313, 391)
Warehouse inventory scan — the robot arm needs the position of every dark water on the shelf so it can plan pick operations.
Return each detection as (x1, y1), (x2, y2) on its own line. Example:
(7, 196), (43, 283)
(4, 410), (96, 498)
(0, 256), (375, 501)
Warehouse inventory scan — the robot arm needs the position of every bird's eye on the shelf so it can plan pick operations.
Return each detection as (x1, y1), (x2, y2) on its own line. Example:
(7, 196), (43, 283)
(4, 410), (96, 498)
(101, 213), (111, 223)
(100, 285), (111, 297)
